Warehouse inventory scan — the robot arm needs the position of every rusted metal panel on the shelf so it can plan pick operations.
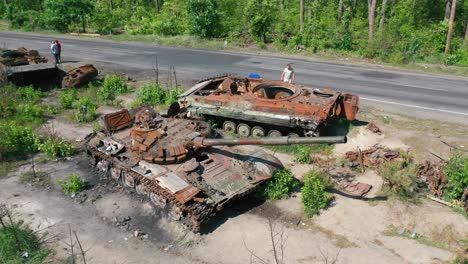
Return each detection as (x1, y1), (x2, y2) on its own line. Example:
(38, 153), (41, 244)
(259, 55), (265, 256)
(103, 109), (133, 132)
(62, 64), (98, 88)
(175, 186), (201, 204)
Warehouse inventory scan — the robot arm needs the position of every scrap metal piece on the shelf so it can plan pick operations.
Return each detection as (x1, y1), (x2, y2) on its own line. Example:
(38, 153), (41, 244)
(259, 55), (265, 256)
(61, 64), (98, 88)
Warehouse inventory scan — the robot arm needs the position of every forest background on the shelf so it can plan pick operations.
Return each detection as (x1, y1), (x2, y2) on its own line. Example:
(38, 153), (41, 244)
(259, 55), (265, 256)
(1, 0), (468, 67)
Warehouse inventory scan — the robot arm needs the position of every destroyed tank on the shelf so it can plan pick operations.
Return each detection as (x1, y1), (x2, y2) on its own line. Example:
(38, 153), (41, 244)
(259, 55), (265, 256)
(178, 76), (359, 137)
(84, 106), (346, 232)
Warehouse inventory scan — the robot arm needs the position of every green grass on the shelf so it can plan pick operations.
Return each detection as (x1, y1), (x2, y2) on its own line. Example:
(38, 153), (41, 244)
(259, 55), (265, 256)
(0, 223), (50, 263)
(266, 143), (333, 164)
(58, 173), (87, 194)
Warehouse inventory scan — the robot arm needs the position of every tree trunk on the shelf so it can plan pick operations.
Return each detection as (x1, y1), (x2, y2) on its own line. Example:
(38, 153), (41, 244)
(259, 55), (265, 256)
(307, 0), (311, 21)
(445, 0), (457, 54)
(379, 0), (388, 32)
(464, 21), (468, 46)
(338, 0), (344, 21)
(300, 0), (304, 32)
(445, 0), (451, 20)
(368, 0), (377, 41)
(109, 0), (113, 10)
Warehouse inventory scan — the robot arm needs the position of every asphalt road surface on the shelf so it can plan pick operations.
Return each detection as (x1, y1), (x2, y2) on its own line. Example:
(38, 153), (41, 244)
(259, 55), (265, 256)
(1, 31), (468, 124)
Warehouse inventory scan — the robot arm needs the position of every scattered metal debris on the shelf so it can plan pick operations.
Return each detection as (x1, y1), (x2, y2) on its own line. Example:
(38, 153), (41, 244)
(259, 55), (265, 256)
(62, 64), (98, 88)
(345, 145), (400, 168)
(0, 47), (47, 66)
(366, 122), (382, 134)
(418, 161), (447, 198)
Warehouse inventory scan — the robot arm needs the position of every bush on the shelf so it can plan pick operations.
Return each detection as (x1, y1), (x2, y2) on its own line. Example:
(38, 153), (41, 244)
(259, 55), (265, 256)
(0, 123), (40, 159)
(102, 74), (132, 94)
(259, 169), (299, 200)
(295, 145), (311, 164)
(134, 84), (182, 106)
(38, 137), (75, 158)
(443, 152), (468, 200)
(377, 152), (419, 200)
(58, 173), (87, 194)
(72, 96), (97, 123)
(301, 170), (333, 217)
(59, 89), (77, 109)
(16, 104), (44, 123)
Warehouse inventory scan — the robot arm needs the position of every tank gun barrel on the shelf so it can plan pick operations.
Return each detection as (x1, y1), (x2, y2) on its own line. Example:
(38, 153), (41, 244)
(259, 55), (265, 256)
(194, 136), (346, 147)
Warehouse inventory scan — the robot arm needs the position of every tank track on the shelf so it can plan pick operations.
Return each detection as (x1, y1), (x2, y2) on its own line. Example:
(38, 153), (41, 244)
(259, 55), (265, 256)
(87, 147), (215, 233)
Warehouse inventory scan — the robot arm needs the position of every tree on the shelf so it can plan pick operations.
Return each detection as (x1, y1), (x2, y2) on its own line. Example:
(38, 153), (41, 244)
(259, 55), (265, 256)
(300, 0), (304, 32)
(379, 0), (389, 32)
(368, 0), (378, 41)
(445, 0), (457, 54)
(186, 0), (221, 38)
(245, 0), (276, 43)
(43, 0), (93, 32)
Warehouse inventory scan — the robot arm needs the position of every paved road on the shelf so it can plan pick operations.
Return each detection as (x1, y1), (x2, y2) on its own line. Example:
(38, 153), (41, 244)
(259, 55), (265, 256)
(1, 31), (468, 124)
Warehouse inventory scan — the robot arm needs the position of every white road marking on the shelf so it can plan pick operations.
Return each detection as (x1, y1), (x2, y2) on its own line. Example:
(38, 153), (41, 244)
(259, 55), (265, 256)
(361, 97), (468, 116)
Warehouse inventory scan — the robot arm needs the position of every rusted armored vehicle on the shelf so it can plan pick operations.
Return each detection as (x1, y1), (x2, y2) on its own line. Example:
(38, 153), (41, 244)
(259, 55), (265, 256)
(62, 64), (98, 88)
(178, 76), (359, 137)
(84, 106), (346, 232)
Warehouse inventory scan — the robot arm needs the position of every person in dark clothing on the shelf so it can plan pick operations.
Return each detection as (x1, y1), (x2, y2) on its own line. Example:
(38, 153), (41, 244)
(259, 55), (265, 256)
(55, 40), (62, 63)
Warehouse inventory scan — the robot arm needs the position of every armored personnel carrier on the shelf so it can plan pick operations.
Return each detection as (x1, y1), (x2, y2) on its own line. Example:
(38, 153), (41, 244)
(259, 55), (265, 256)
(178, 76), (359, 137)
(84, 106), (346, 232)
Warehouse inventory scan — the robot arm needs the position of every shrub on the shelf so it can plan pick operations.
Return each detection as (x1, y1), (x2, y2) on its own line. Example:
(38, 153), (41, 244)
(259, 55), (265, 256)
(58, 173), (87, 194)
(377, 152), (419, 200)
(59, 89), (77, 109)
(134, 84), (182, 106)
(295, 145), (311, 164)
(102, 74), (132, 94)
(443, 152), (468, 200)
(0, 122), (40, 159)
(16, 104), (44, 123)
(38, 137), (75, 158)
(301, 170), (333, 217)
(73, 96), (97, 123)
(259, 169), (299, 200)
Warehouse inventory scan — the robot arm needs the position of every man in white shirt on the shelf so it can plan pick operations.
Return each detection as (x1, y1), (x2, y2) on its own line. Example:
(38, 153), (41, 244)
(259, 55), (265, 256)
(281, 64), (295, 83)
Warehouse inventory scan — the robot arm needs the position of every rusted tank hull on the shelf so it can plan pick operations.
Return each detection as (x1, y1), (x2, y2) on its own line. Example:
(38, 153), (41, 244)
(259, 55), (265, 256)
(62, 64), (98, 88)
(180, 77), (359, 137)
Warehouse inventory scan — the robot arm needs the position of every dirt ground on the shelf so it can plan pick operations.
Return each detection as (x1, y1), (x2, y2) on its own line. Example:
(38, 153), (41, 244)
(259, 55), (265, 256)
(1, 62), (467, 264)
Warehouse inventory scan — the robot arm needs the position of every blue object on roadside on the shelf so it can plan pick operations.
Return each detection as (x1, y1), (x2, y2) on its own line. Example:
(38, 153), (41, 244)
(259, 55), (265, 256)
(248, 72), (261, 79)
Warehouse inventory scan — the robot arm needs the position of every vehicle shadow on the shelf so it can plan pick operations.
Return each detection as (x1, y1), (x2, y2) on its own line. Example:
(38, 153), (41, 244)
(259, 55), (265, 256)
(322, 118), (368, 137)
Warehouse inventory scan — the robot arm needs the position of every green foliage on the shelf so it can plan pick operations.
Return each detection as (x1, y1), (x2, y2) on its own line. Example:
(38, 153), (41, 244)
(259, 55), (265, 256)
(244, 0), (276, 42)
(0, 222), (50, 263)
(43, 0), (94, 32)
(103, 74), (132, 94)
(59, 89), (77, 109)
(0, 85), (45, 125)
(0, 122), (40, 159)
(259, 169), (299, 200)
(133, 84), (182, 106)
(187, 0), (221, 38)
(73, 96), (97, 123)
(38, 137), (75, 158)
(301, 170), (333, 217)
(377, 152), (419, 200)
(16, 104), (44, 123)
(443, 152), (468, 201)
(58, 173), (87, 194)
(295, 145), (312, 164)
(266, 143), (333, 164)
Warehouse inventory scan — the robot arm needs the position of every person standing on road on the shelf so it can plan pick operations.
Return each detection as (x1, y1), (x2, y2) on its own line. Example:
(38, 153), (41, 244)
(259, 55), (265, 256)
(50, 41), (59, 64)
(280, 63), (295, 83)
(55, 40), (62, 63)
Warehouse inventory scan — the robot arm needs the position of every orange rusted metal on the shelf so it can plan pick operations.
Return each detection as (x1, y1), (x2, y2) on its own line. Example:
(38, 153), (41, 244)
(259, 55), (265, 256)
(102, 109), (133, 132)
(179, 76), (359, 137)
(61, 64), (98, 88)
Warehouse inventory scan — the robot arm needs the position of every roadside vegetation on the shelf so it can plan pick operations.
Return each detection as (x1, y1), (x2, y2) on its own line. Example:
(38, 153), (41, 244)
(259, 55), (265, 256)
(266, 143), (333, 164)
(443, 151), (468, 202)
(131, 83), (182, 107)
(2, 0), (468, 68)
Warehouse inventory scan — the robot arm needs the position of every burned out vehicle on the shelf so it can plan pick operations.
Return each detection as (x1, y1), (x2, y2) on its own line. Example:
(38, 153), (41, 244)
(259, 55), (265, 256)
(62, 64), (98, 88)
(84, 106), (346, 232)
(178, 76), (359, 137)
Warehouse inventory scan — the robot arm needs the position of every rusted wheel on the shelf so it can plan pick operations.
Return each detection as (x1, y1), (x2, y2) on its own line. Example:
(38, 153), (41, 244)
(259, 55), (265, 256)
(304, 129), (319, 137)
(223, 121), (236, 133)
(251, 126), (265, 137)
(149, 192), (167, 208)
(288, 133), (299, 138)
(110, 167), (121, 180)
(135, 183), (149, 195)
(237, 123), (251, 137)
(121, 172), (135, 189)
(268, 130), (282, 137)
